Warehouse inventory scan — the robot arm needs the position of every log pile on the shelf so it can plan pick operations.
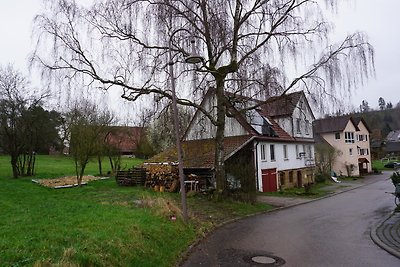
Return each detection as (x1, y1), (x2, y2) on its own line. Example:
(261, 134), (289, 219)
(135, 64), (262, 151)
(143, 163), (180, 192)
(115, 168), (146, 186)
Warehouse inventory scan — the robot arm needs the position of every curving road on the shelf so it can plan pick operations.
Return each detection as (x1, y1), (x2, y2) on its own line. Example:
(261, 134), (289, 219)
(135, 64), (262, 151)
(181, 175), (400, 267)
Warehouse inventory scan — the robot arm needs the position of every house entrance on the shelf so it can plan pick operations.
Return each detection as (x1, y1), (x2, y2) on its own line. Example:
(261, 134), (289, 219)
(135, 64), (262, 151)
(358, 158), (369, 175)
(261, 168), (277, 192)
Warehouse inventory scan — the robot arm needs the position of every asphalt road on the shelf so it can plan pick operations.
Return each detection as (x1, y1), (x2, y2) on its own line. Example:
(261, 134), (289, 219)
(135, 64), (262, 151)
(181, 176), (400, 267)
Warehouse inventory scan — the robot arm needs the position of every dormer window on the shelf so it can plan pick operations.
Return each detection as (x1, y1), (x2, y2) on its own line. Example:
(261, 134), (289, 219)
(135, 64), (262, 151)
(261, 119), (277, 136)
(305, 120), (309, 135)
(296, 118), (301, 133)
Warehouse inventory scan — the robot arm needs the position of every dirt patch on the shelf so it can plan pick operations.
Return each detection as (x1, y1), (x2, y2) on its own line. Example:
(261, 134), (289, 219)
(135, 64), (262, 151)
(33, 175), (109, 188)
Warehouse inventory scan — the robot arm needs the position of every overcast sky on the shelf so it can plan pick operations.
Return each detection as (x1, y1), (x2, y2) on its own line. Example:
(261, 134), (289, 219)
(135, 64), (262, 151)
(0, 0), (399, 115)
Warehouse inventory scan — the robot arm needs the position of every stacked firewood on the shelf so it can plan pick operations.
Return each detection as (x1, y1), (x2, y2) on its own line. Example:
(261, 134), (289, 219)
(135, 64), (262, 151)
(143, 164), (180, 192)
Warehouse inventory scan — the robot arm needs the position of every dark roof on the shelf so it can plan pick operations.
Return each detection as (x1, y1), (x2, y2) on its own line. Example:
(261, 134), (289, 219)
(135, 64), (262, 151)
(385, 142), (400, 153)
(145, 135), (254, 169)
(352, 117), (372, 133)
(261, 91), (303, 117)
(313, 116), (359, 134)
(386, 130), (400, 142)
(105, 126), (143, 153)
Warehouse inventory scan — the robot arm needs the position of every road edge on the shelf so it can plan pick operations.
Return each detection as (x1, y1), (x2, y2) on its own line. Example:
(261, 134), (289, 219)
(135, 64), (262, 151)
(370, 211), (400, 259)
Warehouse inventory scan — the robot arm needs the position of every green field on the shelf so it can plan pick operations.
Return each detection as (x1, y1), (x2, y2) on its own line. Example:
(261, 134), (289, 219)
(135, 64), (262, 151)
(0, 155), (272, 266)
(0, 154), (143, 179)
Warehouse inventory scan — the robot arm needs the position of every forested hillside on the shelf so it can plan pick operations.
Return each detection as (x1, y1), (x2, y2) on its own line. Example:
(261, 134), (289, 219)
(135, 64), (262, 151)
(355, 107), (400, 139)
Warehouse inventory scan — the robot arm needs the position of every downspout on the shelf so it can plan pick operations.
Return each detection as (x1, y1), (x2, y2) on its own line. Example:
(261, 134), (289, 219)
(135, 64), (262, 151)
(254, 139), (259, 191)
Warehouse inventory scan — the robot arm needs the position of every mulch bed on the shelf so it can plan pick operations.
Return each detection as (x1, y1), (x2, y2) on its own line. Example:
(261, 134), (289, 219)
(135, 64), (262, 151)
(32, 175), (109, 188)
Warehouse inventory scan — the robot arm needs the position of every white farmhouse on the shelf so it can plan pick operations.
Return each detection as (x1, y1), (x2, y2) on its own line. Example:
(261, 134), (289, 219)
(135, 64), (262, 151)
(180, 90), (316, 192)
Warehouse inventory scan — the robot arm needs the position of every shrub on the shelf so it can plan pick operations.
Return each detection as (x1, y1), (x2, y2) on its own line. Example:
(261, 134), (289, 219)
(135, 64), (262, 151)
(315, 173), (328, 183)
(391, 172), (400, 187)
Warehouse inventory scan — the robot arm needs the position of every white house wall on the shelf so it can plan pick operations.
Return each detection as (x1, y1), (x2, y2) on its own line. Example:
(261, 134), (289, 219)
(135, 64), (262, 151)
(292, 96), (314, 139)
(321, 120), (368, 176)
(255, 141), (314, 192)
(273, 96), (314, 139)
(185, 95), (248, 140)
(356, 122), (372, 172)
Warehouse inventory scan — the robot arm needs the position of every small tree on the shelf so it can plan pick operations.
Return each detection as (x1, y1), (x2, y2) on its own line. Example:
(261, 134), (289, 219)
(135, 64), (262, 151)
(69, 101), (114, 185)
(315, 143), (341, 182)
(378, 97), (386, 110)
(360, 100), (370, 113)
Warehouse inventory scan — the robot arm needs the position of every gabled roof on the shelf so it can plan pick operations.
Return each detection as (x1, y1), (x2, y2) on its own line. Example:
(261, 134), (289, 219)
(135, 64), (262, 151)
(105, 126), (143, 153)
(145, 135), (254, 169)
(260, 91), (316, 120)
(385, 141), (400, 153)
(313, 116), (360, 134)
(261, 91), (303, 117)
(352, 117), (372, 133)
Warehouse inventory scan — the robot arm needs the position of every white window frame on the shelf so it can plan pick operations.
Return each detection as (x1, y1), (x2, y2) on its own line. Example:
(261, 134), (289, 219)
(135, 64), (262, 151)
(296, 118), (301, 133)
(260, 144), (266, 161)
(270, 144), (276, 161)
(283, 145), (288, 160)
(305, 120), (309, 135)
(345, 132), (355, 143)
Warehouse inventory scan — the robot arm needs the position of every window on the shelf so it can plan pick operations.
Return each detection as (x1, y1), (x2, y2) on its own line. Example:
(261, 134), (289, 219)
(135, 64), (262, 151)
(335, 132), (341, 140)
(345, 132), (355, 143)
(305, 120), (310, 135)
(295, 145), (299, 158)
(296, 118), (301, 133)
(283, 145), (288, 160)
(307, 145), (312, 158)
(359, 148), (369, 156)
(260, 144), (266, 161)
(270, 144), (275, 161)
(349, 148), (353, 156)
(358, 134), (364, 141)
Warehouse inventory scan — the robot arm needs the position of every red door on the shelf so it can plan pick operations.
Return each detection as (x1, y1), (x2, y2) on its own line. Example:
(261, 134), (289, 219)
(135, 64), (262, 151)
(261, 168), (277, 192)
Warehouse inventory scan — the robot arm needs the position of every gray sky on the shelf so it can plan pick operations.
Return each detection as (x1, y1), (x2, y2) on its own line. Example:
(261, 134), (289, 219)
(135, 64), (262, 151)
(0, 0), (399, 113)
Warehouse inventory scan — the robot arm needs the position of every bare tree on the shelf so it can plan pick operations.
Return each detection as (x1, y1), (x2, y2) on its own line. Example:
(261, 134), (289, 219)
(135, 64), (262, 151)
(33, 0), (374, 198)
(0, 65), (50, 178)
(314, 143), (341, 182)
(68, 101), (114, 185)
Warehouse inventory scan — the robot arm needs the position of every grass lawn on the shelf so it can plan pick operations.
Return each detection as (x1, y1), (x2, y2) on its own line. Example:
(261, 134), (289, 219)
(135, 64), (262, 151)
(0, 155), (273, 266)
(0, 154), (143, 179)
(372, 159), (399, 171)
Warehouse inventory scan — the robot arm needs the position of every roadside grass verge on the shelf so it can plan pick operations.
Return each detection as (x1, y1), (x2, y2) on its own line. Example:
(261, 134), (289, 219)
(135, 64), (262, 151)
(261, 182), (336, 199)
(0, 155), (273, 266)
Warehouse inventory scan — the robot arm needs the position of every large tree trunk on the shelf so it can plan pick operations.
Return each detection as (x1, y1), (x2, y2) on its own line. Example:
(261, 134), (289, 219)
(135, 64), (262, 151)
(11, 154), (19, 178)
(214, 78), (228, 200)
(97, 156), (103, 176)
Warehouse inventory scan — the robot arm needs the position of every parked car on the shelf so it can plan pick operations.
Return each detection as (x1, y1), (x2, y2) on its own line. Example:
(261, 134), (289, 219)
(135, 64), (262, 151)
(384, 162), (400, 169)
